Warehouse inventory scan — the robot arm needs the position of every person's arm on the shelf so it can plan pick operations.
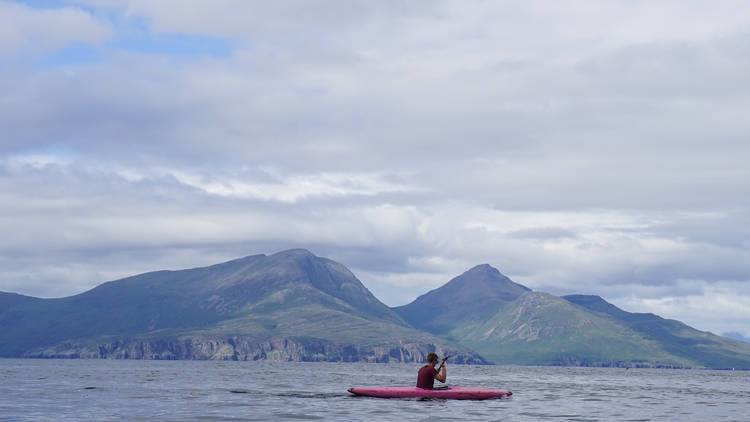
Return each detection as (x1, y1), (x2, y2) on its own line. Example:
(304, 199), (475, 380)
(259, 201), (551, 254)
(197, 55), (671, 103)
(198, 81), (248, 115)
(435, 363), (447, 383)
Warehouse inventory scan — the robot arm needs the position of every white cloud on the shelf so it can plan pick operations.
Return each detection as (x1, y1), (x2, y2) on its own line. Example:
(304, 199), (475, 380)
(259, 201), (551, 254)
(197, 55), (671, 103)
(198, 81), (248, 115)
(616, 282), (750, 337)
(74, 1), (750, 51)
(1, 0), (750, 336)
(166, 169), (418, 202)
(0, 1), (111, 58)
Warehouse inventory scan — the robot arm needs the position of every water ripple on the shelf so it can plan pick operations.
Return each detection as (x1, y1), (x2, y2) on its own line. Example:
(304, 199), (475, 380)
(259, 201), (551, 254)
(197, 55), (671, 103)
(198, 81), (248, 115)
(0, 360), (748, 421)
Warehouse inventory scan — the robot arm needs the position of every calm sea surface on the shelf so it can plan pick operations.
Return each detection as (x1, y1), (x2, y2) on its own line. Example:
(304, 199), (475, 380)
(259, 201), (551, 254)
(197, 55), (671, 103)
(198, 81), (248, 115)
(0, 359), (747, 421)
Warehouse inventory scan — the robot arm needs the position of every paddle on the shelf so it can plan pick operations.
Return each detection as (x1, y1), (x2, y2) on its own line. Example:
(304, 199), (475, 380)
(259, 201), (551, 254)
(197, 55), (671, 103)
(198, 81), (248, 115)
(438, 355), (450, 369)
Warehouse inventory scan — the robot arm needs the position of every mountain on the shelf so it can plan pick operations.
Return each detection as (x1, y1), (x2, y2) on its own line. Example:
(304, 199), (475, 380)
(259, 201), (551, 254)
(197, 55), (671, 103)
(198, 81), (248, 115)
(0, 249), (486, 363)
(7, 254), (749, 368)
(723, 332), (750, 343)
(456, 291), (692, 367)
(393, 264), (530, 339)
(564, 295), (750, 369)
(397, 265), (750, 369)
(0, 292), (40, 313)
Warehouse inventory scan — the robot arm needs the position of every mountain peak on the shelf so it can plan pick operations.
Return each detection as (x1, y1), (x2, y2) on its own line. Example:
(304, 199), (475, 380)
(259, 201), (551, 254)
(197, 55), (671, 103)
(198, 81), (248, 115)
(394, 264), (531, 337)
(465, 263), (500, 275)
(215, 248), (320, 266)
(202, 248), (405, 326)
(0, 251), (486, 363)
(446, 264), (531, 299)
(271, 248), (315, 258)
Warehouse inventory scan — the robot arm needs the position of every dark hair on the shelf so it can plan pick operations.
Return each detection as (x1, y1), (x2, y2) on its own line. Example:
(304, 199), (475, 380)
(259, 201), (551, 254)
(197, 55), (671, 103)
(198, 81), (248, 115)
(426, 352), (438, 363)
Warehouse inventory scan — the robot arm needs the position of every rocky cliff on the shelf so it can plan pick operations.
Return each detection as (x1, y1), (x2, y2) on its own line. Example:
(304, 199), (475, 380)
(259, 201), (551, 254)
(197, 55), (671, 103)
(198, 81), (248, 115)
(23, 335), (486, 363)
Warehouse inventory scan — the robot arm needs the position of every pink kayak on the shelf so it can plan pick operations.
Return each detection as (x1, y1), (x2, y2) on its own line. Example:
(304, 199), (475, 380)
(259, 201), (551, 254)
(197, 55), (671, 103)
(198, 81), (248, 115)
(347, 386), (512, 400)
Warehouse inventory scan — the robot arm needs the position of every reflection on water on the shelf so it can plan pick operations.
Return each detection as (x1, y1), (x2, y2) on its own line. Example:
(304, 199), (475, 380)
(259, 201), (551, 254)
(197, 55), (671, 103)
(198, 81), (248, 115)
(0, 359), (747, 421)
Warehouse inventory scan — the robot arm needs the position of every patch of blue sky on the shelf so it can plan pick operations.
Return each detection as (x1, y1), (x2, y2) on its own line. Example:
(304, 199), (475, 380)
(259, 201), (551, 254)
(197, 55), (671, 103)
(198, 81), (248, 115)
(6, 145), (79, 168)
(37, 31), (233, 68)
(22, 2), (234, 68)
(105, 14), (234, 57)
(11, 0), (97, 17)
(37, 42), (103, 68)
(109, 31), (234, 58)
(14, 0), (72, 9)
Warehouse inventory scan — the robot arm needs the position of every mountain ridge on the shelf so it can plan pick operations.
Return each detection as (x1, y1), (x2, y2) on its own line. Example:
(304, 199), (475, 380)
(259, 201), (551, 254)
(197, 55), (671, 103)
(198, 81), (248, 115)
(563, 294), (750, 369)
(0, 249), (485, 363)
(393, 264), (530, 339)
(723, 332), (750, 343)
(4, 251), (749, 368)
(395, 266), (750, 368)
(456, 291), (691, 367)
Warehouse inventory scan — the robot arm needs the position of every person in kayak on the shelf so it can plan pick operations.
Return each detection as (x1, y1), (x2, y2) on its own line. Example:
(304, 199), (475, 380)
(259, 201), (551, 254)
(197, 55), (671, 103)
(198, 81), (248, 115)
(416, 352), (447, 389)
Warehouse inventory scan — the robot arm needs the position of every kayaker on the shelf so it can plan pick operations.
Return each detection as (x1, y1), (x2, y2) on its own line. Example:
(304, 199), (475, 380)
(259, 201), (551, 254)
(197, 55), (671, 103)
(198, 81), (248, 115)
(416, 352), (447, 389)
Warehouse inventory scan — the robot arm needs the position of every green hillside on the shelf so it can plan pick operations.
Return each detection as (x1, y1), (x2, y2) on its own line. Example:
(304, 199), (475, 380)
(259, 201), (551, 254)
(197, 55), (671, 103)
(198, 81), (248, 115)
(394, 264), (530, 339)
(0, 292), (39, 314)
(396, 265), (750, 369)
(564, 295), (750, 369)
(0, 249), (485, 363)
(458, 292), (691, 366)
(5, 253), (749, 368)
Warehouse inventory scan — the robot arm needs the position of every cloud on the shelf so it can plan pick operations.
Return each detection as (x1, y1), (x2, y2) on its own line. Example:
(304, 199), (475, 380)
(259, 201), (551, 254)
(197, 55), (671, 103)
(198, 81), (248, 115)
(166, 169), (419, 202)
(1, 0), (750, 338)
(615, 282), (750, 337)
(0, 1), (112, 59)
(507, 227), (578, 240)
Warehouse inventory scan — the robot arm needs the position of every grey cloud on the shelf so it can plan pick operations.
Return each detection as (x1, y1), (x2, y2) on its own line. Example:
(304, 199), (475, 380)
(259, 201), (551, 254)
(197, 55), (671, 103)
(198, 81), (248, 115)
(0, 1), (112, 58)
(508, 227), (578, 240)
(2, 1), (750, 334)
(645, 212), (750, 250)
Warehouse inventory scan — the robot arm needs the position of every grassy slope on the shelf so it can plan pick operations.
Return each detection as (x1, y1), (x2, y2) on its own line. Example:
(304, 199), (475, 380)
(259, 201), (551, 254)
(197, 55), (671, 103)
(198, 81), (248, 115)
(0, 270), (227, 356)
(26, 301), (483, 362)
(0, 250), (482, 361)
(457, 292), (692, 366)
(564, 295), (750, 369)
(0, 292), (40, 314)
(393, 264), (530, 339)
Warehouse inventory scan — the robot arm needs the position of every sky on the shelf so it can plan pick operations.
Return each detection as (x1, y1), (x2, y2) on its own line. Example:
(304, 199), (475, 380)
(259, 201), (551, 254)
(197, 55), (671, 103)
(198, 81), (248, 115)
(1, 0), (749, 338)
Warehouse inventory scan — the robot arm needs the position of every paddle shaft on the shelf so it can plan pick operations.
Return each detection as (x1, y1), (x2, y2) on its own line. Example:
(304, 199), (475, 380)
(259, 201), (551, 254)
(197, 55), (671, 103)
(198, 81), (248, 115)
(439, 355), (451, 369)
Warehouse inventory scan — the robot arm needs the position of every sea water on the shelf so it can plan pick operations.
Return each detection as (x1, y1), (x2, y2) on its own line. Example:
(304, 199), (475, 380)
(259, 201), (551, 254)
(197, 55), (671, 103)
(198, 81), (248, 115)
(0, 359), (747, 421)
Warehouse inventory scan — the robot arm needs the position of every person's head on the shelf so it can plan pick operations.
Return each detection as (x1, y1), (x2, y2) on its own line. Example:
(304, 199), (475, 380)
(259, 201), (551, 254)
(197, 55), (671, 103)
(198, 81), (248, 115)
(426, 352), (438, 364)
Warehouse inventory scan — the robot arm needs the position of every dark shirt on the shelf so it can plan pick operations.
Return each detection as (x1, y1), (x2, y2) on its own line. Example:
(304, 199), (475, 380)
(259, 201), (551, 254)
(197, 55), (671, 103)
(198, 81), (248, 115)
(416, 365), (438, 389)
